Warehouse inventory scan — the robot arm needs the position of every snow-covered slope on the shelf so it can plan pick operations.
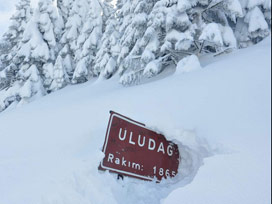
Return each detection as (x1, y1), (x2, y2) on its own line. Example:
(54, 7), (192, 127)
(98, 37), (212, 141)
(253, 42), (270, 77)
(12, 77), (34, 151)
(0, 37), (271, 204)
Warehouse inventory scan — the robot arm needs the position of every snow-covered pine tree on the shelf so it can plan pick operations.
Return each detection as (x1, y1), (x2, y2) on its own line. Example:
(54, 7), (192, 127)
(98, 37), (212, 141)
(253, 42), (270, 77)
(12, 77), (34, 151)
(119, 0), (197, 85)
(119, 0), (246, 85)
(0, 0), (64, 112)
(0, 62), (46, 112)
(16, 63), (46, 106)
(0, 0), (31, 90)
(236, 0), (271, 47)
(0, 41), (12, 90)
(102, 0), (115, 22)
(0, 41), (10, 70)
(117, 0), (158, 85)
(93, 16), (120, 79)
(60, 0), (89, 82)
(72, 0), (103, 83)
(116, 0), (124, 10)
(197, 0), (243, 51)
(49, 54), (69, 91)
(55, 44), (74, 79)
(141, 0), (198, 79)
(64, 0), (89, 57)
(93, 0), (120, 79)
(57, 0), (73, 24)
(53, 0), (74, 87)
(55, 0), (75, 81)
(17, 0), (64, 91)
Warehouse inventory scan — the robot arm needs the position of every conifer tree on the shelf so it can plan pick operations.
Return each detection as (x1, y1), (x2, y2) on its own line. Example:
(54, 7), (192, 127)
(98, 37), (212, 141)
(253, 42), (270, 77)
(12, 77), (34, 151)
(119, 0), (246, 85)
(93, 0), (120, 79)
(64, 0), (89, 56)
(56, 44), (74, 78)
(57, 0), (73, 24)
(102, 0), (115, 22)
(94, 15), (120, 79)
(236, 0), (271, 47)
(117, 0), (157, 85)
(0, 0), (31, 89)
(17, 63), (46, 106)
(59, 0), (89, 82)
(17, 0), (64, 90)
(72, 0), (103, 83)
(0, 0), (64, 111)
(56, 0), (75, 81)
(50, 55), (69, 91)
(0, 41), (12, 90)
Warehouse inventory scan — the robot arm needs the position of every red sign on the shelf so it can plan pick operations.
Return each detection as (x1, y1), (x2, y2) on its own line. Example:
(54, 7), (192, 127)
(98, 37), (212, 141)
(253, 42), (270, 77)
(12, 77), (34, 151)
(99, 111), (180, 182)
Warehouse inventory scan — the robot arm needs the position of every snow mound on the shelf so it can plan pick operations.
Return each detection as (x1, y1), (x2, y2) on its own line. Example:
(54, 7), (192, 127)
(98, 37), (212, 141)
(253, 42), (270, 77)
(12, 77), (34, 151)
(176, 55), (202, 74)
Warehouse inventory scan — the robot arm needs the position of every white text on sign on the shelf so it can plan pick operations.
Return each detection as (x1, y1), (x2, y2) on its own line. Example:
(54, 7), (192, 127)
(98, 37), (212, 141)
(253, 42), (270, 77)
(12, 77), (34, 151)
(118, 128), (174, 156)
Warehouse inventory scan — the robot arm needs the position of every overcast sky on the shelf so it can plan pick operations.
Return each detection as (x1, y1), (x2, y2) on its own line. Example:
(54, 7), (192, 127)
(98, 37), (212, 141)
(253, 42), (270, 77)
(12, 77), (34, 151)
(0, 0), (19, 37)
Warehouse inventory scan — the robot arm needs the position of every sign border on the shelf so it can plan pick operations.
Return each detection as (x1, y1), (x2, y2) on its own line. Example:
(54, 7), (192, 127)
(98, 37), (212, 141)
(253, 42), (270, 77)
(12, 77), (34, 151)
(101, 112), (160, 181)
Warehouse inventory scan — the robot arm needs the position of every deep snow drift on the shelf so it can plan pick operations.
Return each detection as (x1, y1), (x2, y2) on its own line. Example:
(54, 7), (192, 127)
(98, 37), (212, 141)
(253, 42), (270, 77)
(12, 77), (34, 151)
(0, 37), (271, 204)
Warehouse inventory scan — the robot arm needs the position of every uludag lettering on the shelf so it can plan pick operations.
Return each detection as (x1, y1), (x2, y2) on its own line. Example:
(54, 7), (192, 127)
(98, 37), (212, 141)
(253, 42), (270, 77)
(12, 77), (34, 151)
(118, 128), (173, 156)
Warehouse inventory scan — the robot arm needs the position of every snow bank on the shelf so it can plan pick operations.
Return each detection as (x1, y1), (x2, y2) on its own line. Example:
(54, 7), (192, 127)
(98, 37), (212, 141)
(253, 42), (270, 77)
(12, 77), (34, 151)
(175, 55), (202, 74)
(163, 36), (271, 204)
(0, 37), (271, 204)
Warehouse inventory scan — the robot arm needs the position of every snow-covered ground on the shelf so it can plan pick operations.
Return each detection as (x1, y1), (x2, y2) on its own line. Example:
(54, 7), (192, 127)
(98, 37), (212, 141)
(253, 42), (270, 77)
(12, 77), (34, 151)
(0, 37), (271, 204)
